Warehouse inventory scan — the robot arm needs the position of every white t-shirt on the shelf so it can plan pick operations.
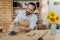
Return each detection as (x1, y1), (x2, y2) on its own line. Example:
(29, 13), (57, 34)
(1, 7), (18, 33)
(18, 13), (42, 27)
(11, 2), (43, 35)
(14, 11), (38, 29)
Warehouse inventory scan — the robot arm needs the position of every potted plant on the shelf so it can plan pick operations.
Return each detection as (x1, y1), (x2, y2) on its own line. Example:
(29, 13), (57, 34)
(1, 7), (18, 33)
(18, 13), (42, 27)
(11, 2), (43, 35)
(47, 10), (59, 35)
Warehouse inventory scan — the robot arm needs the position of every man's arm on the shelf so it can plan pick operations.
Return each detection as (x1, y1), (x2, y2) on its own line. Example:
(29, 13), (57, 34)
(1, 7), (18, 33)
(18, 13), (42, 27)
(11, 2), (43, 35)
(9, 12), (22, 31)
(29, 15), (38, 30)
(9, 22), (19, 31)
(19, 26), (32, 32)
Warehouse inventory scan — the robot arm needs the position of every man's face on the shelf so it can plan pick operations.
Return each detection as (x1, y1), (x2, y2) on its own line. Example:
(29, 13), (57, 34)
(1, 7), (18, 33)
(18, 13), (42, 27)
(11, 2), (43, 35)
(26, 4), (35, 15)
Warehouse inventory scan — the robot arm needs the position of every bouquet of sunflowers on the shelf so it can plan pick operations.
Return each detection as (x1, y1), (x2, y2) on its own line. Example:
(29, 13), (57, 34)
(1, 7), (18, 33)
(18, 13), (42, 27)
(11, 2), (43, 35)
(47, 10), (59, 24)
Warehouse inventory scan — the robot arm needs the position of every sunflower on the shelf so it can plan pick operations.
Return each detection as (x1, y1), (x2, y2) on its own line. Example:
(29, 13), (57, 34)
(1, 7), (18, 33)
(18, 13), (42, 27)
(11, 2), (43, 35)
(47, 10), (59, 24)
(48, 10), (56, 18)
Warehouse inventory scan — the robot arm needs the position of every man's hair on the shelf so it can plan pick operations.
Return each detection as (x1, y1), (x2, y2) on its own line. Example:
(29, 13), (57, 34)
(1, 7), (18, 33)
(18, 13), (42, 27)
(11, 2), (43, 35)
(27, 2), (36, 11)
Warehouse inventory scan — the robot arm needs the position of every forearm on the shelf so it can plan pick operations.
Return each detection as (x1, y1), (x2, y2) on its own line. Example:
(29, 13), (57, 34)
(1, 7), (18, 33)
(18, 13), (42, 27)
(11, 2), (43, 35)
(24, 27), (32, 32)
(20, 27), (32, 32)
(9, 22), (18, 31)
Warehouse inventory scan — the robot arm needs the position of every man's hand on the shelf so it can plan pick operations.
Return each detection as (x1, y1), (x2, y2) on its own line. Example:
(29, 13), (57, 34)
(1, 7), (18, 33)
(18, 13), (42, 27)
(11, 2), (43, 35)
(19, 27), (25, 31)
(14, 26), (25, 32)
(14, 27), (20, 32)
(14, 26), (32, 32)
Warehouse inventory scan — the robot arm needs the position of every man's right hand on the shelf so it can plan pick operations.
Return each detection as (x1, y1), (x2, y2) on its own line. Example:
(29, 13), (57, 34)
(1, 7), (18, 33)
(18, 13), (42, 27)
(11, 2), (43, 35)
(14, 27), (20, 33)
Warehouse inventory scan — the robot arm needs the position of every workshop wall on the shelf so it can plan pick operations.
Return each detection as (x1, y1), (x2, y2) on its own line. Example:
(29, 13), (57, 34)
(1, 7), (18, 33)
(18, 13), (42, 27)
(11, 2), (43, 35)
(0, 0), (13, 33)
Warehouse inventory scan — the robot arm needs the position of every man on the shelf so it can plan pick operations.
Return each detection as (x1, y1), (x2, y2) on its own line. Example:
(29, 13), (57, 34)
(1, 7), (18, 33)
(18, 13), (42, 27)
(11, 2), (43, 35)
(10, 2), (38, 32)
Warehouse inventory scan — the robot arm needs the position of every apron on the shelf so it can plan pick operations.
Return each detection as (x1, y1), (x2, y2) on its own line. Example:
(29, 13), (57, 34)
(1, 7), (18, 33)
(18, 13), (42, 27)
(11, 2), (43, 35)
(15, 18), (30, 33)
(19, 18), (30, 27)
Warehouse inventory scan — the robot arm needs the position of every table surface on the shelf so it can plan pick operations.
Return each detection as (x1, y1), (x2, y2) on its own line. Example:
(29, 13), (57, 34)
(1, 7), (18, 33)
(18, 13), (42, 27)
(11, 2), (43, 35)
(1, 30), (60, 40)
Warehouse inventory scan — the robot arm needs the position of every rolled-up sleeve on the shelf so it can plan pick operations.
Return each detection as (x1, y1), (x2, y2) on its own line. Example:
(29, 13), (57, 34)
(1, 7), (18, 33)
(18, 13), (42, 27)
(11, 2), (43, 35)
(29, 15), (37, 29)
(14, 12), (22, 23)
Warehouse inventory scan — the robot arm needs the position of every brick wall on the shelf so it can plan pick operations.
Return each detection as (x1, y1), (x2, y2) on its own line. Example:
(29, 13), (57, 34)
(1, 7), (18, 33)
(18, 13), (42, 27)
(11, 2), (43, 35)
(0, 0), (13, 33)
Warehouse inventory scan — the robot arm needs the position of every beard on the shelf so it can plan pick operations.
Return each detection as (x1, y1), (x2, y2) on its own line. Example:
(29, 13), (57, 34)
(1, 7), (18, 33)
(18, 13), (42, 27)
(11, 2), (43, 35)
(26, 11), (31, 15)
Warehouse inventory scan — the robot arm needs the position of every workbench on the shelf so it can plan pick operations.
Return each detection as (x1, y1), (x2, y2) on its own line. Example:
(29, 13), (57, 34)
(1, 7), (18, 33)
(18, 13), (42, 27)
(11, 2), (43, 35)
(1, 30), (60, 40)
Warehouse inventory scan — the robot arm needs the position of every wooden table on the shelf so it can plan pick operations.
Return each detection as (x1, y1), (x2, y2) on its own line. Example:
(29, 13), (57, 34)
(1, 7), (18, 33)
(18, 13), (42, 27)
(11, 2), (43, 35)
(43, 30), (60, 40)
(1, 30), (60, 40)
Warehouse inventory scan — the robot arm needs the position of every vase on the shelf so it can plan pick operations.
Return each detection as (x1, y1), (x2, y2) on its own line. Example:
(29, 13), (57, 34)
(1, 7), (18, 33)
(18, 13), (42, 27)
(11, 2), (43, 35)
(51, 24), (57, 35)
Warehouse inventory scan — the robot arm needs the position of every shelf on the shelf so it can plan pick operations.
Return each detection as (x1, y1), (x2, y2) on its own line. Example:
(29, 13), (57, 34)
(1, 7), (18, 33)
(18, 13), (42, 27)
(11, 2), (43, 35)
(13, 7), (26, 9)
(13, 7), (39, 9)
(14, 0), (39, 1)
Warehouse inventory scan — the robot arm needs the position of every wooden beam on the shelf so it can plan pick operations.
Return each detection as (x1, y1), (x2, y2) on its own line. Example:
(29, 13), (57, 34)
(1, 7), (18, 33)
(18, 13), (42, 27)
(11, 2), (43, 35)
(39, 0), (42, 22)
